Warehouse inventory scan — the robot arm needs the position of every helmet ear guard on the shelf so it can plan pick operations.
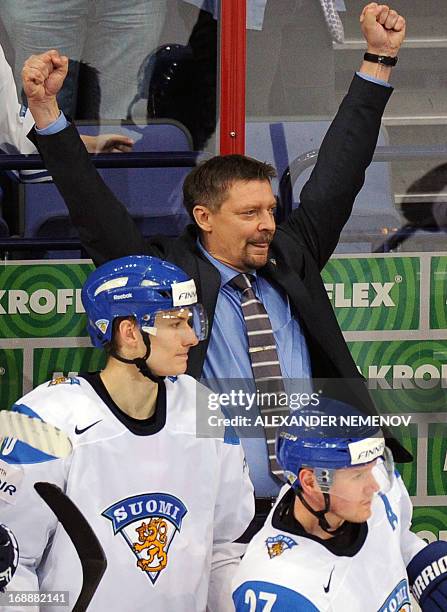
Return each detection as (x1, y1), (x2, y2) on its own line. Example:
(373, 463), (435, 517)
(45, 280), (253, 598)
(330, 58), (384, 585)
(284, 465), (335, 495)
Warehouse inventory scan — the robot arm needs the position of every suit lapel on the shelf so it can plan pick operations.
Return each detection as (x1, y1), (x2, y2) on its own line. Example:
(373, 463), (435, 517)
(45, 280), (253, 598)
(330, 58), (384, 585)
(188, 256), (221, 378)
(174, 228), (221, 315)
(195, 254), (222, 317)
(261, 260), (328, 347)
(174, 231), (221, 378)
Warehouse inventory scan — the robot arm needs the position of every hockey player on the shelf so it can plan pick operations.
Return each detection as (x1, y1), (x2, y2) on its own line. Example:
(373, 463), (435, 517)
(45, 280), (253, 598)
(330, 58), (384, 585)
(0, 255), (254, 612)
(232, 400), (447, 611)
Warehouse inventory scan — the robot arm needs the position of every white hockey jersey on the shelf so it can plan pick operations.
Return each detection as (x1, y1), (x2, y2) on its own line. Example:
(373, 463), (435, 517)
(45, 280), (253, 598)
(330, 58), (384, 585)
(0, 374), (254, 612)
(232, 477), (425, 611)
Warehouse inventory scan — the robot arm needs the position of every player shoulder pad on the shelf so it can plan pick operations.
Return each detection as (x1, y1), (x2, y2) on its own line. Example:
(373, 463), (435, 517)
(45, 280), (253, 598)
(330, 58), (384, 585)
(194, 380), (242, 445)
(15, 375), (92, 423)
(47, 375), (81, 388)
(233, 580), (319, 611)
(164, 375), (197, 434)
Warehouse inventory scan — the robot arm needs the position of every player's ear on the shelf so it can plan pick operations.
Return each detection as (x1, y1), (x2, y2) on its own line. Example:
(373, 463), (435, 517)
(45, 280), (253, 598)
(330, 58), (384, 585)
(117, 318), (139, 347)
(299, 468), (316, 494)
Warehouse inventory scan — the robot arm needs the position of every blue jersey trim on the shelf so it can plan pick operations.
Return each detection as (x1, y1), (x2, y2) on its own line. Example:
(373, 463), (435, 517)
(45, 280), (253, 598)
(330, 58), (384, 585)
(224, 424), (240, 445)
(11, 404), (44, 420)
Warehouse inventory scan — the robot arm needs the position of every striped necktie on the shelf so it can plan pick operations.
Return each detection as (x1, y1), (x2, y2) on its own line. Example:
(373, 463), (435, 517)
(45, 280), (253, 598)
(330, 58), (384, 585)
(230, 273), (287, 480)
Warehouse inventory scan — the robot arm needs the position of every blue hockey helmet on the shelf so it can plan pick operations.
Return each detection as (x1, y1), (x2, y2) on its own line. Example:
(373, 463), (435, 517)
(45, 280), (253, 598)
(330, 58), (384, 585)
(82, 255), (208, 349)
(276, 398), (392, 494)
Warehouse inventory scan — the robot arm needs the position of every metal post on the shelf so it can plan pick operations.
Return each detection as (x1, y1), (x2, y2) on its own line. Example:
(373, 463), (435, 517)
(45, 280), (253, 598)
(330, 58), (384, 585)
(220, 0), (246, 154)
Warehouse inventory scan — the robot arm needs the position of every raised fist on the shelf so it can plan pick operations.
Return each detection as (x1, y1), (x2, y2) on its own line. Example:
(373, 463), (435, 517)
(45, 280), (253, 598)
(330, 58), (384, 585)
(360, 4), (406, 57)
(22, 50), (68, 105)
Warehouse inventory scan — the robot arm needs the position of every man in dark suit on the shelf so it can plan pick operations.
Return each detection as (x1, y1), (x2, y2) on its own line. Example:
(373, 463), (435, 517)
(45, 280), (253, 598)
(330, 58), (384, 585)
(21, 4), (408, 520)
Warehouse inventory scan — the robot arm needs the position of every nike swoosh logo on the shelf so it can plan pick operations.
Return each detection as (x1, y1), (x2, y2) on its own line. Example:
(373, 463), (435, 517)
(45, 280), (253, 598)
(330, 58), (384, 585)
(75, 420), (102, 435)
(324, 567), (335, 593)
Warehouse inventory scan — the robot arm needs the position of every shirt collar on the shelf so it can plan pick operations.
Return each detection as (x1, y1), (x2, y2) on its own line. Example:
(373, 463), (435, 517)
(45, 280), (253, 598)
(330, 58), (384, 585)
(196, 238), (256, 288)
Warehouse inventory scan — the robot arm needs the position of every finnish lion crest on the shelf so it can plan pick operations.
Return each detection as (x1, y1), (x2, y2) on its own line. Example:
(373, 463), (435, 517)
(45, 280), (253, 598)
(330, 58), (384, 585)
(48, 375), (80, 387)
(133, 517), (168, 573)
(103, 493), (187, 585)
(266, 534), (297, 559)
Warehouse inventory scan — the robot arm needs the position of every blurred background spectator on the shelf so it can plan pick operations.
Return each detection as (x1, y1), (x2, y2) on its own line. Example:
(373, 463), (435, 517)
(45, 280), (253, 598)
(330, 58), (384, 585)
(0, 0), (167, 120)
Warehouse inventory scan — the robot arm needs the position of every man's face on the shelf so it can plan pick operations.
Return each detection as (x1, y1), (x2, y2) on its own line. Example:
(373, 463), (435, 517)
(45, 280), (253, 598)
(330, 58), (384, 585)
(199, 179), (277, 272)
(328, 461), (380, 523)
(145, 308), (198, 376)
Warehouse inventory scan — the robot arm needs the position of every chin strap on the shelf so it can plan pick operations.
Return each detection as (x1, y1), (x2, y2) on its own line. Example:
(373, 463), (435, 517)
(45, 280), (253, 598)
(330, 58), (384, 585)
(109, 331), (164, 384)
(296, 489), (346, 536)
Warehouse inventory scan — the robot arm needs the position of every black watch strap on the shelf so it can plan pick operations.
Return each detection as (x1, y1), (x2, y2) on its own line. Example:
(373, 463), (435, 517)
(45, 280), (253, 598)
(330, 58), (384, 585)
(364, 52), (398, 67)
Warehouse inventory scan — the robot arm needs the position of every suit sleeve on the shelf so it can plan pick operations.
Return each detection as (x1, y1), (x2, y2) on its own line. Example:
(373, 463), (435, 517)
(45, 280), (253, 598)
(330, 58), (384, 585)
(280, 74), (393, 270)
(207, 438), (255, 612)
(30, 124), (148, 265)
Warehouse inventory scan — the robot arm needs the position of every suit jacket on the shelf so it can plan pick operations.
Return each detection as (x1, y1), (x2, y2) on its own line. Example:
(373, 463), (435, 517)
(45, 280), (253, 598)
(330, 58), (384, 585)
(32, 75), (410, 462)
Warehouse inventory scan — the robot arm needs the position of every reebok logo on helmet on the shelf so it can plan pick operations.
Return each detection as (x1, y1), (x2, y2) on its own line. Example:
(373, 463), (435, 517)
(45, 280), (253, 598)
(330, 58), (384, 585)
(113, 293), (133, 301)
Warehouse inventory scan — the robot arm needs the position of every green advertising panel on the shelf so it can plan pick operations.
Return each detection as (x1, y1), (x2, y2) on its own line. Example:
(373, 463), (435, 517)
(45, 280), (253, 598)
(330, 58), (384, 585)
(428, 423), (447, 497)
(349, 339), (447, 414)
(430, 256), (447, 329)
(349, 338), (447, 506)
(392, 424), (418, 497)
(0, 262), (94, 338)
(33, 347), (106, 388)
(0, 349), (23, 408)
(322, 256), (420, 331)
(413, 507), (447, 541)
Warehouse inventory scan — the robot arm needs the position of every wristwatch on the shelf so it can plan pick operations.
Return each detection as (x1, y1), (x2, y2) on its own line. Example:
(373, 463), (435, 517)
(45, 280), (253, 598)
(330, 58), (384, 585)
(363, 52), (398, 66)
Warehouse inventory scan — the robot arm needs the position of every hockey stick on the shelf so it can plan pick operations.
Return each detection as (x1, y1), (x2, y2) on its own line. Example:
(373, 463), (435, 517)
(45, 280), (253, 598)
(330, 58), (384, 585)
(35, 482), (107, 612)
(0, 410), (72, 458)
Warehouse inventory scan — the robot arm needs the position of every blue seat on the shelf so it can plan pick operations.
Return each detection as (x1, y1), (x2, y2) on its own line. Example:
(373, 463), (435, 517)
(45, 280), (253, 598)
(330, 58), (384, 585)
(21, 121), (194, 241)
(246, 120), (400, 252)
